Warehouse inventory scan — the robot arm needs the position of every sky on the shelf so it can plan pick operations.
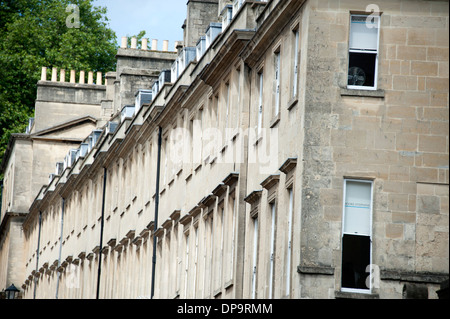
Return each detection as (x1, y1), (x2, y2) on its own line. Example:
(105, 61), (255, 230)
(93, 0), (187, 50)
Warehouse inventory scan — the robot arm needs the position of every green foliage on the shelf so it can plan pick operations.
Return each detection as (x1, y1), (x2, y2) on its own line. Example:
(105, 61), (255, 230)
(127, 30), (147, 49)
(0, 0), (118, 160)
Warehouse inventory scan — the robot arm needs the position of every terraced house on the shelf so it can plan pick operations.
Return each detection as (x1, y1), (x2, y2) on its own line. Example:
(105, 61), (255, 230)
(0, 0), (448, 299)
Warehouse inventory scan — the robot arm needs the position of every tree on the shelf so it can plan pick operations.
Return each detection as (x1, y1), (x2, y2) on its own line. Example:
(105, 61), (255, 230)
(127, 30), (147, 49)
(0, 0), (118, 166)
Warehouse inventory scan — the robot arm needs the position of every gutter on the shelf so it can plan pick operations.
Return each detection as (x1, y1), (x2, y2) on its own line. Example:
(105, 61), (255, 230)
(0, 180), (3, 221)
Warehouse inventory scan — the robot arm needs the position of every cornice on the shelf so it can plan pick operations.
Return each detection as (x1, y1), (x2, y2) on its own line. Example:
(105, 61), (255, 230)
(279, 157), (297, 174)
(260, 174), (280, 190)
(243, 190), (262, 205)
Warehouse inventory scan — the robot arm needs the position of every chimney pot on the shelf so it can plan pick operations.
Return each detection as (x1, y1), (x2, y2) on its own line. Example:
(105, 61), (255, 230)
(88, 71), (94, 84)
(131, 37), (137, 49)
(60, 69), (66, 82)
(51, 67), (57, 82)
(70, 70), (76, 83)
(152, 39), (158, 51)
(163, 40), (169, 51)
(79, 70), (85, 84)
(142, 38), (148, 50)
(121, 36), (128, 49)
(41, 67), (47, 81)
(96, 72), (102, 85)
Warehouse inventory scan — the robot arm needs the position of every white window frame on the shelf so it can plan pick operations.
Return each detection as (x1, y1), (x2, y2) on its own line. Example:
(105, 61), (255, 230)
(163, 137), (168, 185)
(235, 68), (241, 130)
(341, 178), (374, 294)
(292, 29), (300, 98)
(219, 205), (225, 287)
(251, 216), (259, 299)
(285, 188), (294, 296)
(230, 197), (236, 279)
(347, 14), (380, 91)
(268, 201), (276, 299)
(193, 226), (199, 295)
(184, 233), (190, 298)
(209, 215), (214, 294)
(225, 82), (230, 141)
(274, 51), (281, 116)
(257, 72), (263, 135)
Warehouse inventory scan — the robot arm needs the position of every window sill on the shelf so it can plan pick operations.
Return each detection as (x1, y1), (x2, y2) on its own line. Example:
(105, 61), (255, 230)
(231, 130), (240, 142)
(287, 97), (298, 110)
(340, 87), (385, 98)
(334, 290), (379, 299)
(224, 279), (233, 290)
(221, 143), (228, 154)
(270, 113), (280, 128)
(297, 265), (334, 275)
(253, 134), (263, 147)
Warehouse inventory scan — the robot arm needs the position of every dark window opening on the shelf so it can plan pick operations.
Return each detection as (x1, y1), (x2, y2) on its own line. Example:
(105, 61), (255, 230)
(348, 52), (376, 87)
(341, 234), (370, 290)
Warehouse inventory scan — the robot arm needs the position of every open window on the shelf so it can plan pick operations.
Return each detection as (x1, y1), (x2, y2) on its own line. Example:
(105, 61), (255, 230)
(341, 179), (373, 292)
(347, 14), (380, 90)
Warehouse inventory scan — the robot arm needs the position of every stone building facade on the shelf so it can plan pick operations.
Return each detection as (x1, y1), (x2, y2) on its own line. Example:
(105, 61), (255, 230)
(0, 0), (448, 299)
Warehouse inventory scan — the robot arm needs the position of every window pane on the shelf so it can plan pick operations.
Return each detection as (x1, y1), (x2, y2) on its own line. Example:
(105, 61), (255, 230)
(349, 15), (379, 50)
(344, 181), (371, 235)
(348, 52), (376, 87)
(342, 234), (371, 289)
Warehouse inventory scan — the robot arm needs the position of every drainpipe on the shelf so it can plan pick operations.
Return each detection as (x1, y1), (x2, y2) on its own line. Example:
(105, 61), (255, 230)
(55, 197), (65, 299)
(96, 167), (107, 299)
(33, 211), (42, 299)
(0, 180), (3, 221)
(151, 126), (162, 299)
